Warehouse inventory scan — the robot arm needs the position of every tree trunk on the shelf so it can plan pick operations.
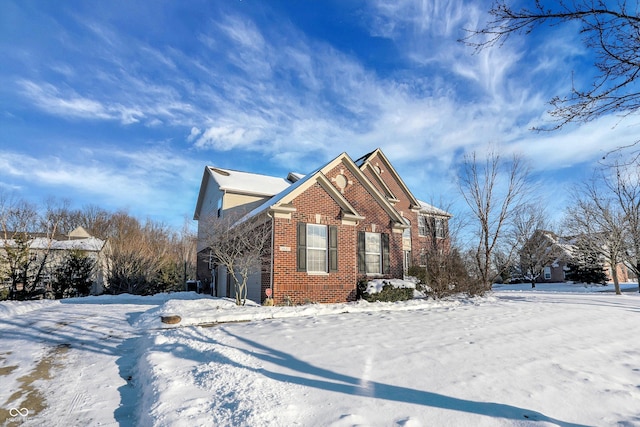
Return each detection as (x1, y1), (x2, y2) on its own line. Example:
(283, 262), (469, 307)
(611, 266), (621, 295)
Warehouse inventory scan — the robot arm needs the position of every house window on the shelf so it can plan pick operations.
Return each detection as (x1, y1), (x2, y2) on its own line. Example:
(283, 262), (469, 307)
(307, 224), (328, 273)
(419, 250), (427, 267)
(418, 215), (427, 236)
(402, 218), (411, 240)
(217, 198), (223, 218)
(358, 231), (390, 275)
(297, 222), (338, 273)
(365, 232), (381, 274)
(544, 266), (551, 280)
(435, 218), (446, 239)
(418, 215), (447, 238)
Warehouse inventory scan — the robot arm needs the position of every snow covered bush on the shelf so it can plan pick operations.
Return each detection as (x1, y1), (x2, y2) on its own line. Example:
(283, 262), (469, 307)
(357, 277), (414, 302)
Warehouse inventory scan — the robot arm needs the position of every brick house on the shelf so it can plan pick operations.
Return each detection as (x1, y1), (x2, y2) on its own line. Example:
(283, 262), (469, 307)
(193, 149), (451, 304)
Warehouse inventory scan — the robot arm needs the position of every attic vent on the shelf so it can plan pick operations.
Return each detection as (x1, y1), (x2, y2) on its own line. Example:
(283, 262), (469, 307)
(211, 167), (230, 176)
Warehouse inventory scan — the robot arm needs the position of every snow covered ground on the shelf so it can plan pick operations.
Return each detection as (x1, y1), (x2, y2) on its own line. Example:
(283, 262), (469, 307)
(1, 283), (639, 426)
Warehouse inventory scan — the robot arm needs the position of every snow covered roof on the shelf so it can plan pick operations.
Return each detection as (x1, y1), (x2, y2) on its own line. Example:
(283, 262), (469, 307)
(237, 152), (408, 229)
(417, 200), (452, 217)
(208, 167), (291, 197)
(194, 150), (451, 222)
(236, 159), (331, 223)
(0, 236), (105, 252)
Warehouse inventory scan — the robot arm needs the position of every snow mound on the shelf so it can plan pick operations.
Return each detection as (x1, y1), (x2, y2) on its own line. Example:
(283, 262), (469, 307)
(0, 299), (59, 316)
(133, 295), (482, 330)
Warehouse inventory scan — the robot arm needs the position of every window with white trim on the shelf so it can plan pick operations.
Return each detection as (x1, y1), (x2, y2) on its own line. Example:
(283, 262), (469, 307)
(418, 215), (427, 236)
(365, 232), (381, 274)
(297, 222), (338, 273)
(307, 224), (328, 273)
(544, 266), (551, 280)
(418, 215), (447, 238)
(435, 218), (446, 239)
(402, 218), (411, 240)
(357, 231), (389, 275)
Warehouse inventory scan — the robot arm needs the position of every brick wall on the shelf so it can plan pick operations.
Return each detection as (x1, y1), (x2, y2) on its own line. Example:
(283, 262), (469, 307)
(270, 181), (357, 304)
(362, 152), (451, 265)
(326, 162), (404, 279)
(266, 159), (406, 305)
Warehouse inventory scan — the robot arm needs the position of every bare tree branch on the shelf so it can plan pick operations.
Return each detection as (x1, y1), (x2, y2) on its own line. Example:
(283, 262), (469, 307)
(202, 212), (272, 306)
(459, 150), (533, 289)
(462, 0), (640, 137)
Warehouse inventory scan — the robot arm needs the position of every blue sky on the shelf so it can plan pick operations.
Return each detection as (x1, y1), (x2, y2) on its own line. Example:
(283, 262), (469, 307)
(1, 0), (637, 230)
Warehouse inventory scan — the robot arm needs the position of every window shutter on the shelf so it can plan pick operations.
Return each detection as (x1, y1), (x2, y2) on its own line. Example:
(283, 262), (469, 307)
(357, 231), (366, 273)
(328, 226), (338, 272)
(382, 233), (390, 275)
(297, 222), (307, 271)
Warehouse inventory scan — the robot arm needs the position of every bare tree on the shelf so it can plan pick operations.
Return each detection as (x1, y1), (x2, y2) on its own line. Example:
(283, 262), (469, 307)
(604, 162), (640, 292)
(40, 197), (74, 235)
(464, 0), (640, 131)
(512, 204), (557, 288)
(458, 151), (532, 290)
(104, 213), (176, 295)
(178, 218), (197, 283)
(565, 180), (627, 294)
(202, 212), (272, 306)
(0, 195), (39, 235)
(0, 195), (198, 298)
(0, 196), (65, 299)
(74, 205), (113, 239)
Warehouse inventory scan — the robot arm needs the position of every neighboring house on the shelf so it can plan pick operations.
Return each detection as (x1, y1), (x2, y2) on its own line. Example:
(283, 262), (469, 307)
(0, 226), (109, 298)
(523, 230), (632, 283)
(194, 148), (451, 305)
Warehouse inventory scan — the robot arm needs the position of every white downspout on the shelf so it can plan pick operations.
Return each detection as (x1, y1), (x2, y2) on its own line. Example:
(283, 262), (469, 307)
(267, 211), (275, 300)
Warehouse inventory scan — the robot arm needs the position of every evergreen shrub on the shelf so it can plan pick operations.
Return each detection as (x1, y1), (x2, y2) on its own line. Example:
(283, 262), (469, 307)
(357, 277), (413, 302)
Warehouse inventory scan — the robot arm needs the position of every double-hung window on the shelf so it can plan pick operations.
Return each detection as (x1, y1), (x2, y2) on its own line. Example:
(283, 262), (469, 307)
(297, 222), (338, 273)
(365, 232), (381, 274)
(435, 218), (446, 239)
(358, 231), (390, 275)
(307, 224), (328, 273)
(418, 215), (427, 236)
(418, 215), (447, 238)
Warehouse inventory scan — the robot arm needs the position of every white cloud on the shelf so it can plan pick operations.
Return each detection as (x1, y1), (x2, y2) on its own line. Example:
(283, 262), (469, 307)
(19, 80), (109, 119)
(187, 127), (202, 142)
(195, 125), (244, 150)
(368, 0), (472, 39)
(6, 0), (634, 226)
(18, 80), (146, 124)
(0, 146), (200, 226)
(505, 115), (640, 171)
